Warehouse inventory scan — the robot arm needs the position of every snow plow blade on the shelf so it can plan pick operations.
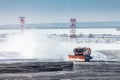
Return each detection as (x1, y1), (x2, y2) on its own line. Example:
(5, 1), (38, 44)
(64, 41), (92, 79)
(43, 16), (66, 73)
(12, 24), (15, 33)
(68, 55), (85, 62)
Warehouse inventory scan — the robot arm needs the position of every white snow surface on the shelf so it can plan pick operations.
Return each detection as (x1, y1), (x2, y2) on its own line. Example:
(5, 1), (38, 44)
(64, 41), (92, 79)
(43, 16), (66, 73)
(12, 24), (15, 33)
(0, 28), (120, 61)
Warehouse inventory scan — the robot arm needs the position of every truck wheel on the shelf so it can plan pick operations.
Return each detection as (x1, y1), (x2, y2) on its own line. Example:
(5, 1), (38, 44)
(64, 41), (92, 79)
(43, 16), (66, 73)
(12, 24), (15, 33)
(85, 57), (90, 62)
(90, 56), (92, 59)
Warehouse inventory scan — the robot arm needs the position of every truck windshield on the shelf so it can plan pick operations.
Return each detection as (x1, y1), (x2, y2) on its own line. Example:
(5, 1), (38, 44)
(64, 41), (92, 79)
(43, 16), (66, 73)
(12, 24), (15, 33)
(74, 48), (86, 53)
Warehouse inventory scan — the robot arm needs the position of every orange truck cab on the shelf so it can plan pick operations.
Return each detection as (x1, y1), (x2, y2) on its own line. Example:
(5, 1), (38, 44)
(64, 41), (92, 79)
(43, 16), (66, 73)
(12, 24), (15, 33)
(68, 47), (92, 62)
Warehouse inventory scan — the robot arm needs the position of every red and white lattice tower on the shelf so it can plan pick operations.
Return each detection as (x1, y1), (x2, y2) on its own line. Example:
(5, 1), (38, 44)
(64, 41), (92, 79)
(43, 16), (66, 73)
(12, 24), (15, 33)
(19, 17), (25, 31)
(70, 18), (76, 38)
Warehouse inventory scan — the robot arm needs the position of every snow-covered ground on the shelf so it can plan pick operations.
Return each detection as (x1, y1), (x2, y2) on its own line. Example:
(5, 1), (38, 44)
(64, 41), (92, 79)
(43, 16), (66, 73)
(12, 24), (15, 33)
(0, 28), (120, 61)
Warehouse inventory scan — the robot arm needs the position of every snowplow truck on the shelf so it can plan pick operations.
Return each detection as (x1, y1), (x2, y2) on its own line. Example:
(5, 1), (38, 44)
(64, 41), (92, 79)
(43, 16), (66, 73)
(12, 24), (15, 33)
(68, 47), (92, 62)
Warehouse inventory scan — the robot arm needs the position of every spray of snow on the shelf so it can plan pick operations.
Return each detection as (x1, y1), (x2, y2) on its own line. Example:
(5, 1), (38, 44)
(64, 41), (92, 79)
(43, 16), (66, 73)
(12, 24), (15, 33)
(0, 31), (36, 59)
(0, 30), (69, 60)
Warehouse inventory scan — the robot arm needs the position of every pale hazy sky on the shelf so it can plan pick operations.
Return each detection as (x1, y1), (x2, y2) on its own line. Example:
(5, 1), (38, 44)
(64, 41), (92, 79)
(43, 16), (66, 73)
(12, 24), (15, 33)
(0, 0), (120, 25)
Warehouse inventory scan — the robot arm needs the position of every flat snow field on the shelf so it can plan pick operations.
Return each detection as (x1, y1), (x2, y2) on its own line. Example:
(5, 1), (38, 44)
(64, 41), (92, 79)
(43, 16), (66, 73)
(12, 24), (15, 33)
(0, 28), (120, 61)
